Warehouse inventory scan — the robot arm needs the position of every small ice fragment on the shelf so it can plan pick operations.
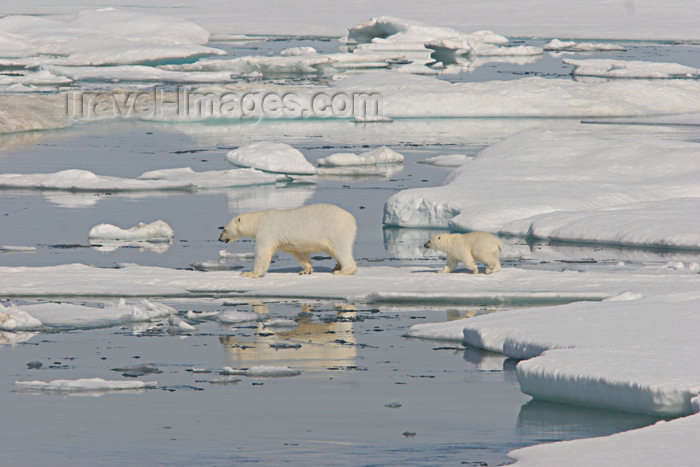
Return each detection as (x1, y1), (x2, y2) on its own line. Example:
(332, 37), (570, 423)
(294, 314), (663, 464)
(26, 361), (43, 369)
(186, 310), (220, 320)
(263, 318), (298, 329)
(218, 311), (261, 324)
(220, 365), (301, 377)
(402, 431), (417, 438)
(0, 245), (37, 253)
(384, 402), (402, 409)
(15, 377), (157, 392)
(111, 363), (162, 376)
(269, 342), (302, 350)
(168, 315), (196, 333)
(187, 368), (211, 374)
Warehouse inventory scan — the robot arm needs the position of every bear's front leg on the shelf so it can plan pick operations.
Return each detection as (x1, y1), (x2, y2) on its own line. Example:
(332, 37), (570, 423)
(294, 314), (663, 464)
(241, 242), (275, 278)
(438, 256), (458, 273)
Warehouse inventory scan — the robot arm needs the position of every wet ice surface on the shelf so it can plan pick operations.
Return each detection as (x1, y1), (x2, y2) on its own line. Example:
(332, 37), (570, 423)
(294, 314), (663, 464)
(0, 300), (661, 467)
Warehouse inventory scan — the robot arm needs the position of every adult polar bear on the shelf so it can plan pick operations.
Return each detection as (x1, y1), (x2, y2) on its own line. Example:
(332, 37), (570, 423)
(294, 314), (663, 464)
(219, 203), (357, 278)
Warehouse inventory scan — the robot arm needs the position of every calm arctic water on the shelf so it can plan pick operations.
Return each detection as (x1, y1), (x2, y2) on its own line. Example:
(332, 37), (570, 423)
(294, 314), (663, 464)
(2, 36), (700, 466)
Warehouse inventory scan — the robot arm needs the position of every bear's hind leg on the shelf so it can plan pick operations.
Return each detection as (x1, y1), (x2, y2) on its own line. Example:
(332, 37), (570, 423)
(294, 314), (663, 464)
(484, 249), (501, 274)
(462, 254), (479, 274)
(291, 252), (313, 275)
(330, 243), (357, 275)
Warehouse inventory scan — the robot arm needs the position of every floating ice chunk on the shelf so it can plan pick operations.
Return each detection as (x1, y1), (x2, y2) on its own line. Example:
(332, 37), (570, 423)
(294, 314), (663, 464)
(219, 250), (256, 260)
(43, 65), (233, 83)
(410, 296), (700, 416)
(508, 413), (700, 467)
(564, 58), (700, 79)
(137, 167), (283, 189)
(544, 39), (625, 52)
(280, 46), (317, 56)
(226, 142), (318, 175)
(316, 146), (404, 166)
(186, 310), (220, 320)
(0, 70), (72, 87)
(0, 245), (37, 253)
(2, 299), (175, 330)
(89, 220), (174, 242)
(218, 311), (262, 324)
(161, 55), (332, 75)
(15, 378), (157, 393)
(0, 307), (43, 331)
(0, 169), (192, 192)
(168, 315), (196, 333)
(221, 365), (301, 377)
(418, 154), (470, 167)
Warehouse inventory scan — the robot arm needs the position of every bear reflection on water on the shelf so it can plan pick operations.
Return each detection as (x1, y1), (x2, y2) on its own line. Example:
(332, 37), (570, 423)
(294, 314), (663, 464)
(219, 302), (358, 371)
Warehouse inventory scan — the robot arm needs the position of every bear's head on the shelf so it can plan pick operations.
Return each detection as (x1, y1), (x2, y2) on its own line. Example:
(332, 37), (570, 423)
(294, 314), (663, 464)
(424, 234), (446, 250)
(219, 213), (253, 243)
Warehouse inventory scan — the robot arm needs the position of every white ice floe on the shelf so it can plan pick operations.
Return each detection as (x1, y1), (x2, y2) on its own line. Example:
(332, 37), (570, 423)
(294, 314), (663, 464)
(335, 72), (700, 118)
(42, 65), (233, 83)
(167, 315), (196, 333)
(0, 263), (697, 305)
(564, 58), (700, 79)
(0, 245), (37, 253)
(417, 154), (470, 167)
(162, 55), (332, 75)
(263, 318), (299, 329)
(137, 167), (284, 189)
(0, 70), (73, 87)
(316, 146), (404, 166)
(0, 9), (223, 67)
(226, 142), (318, 175)
(218, 311), (262, 324)
(1, 299), (175, 331)
(88, 220), (174, 242)
(0, 169), (192, 192)
(221, 365), (301, 377)
(280, 46), (318, 56)
(408, 294), (700, 416)
(15, 378), (157, 393)
(384, 129), (700, 249)
(544, 39), (625, 52)
(509, 413), (700, 467)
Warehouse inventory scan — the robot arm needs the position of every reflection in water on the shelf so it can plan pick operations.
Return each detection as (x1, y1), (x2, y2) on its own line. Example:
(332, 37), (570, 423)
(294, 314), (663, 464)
(383, 227), (446, 259)
(462, 346), (510, 372)
(226, 185), (315, 212)
(517, 399), (662, 440)
(90, 239), (172, 253)
(219, 302), (357, 370)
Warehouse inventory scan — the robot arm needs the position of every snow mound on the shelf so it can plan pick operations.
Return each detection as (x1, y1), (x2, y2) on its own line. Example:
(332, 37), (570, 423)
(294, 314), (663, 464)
(221, 365), (301, 377)
(88, 220), (174, 241)
(418, 154), (470, 167)
(15, 377), (157, 393)
(544, 39), (625, 52)
(280, 46), (317, 56)
(384, 129), (700, 249)
(316, 146), (404, 166)
(564, 58), (700, 79)
(226, 142), (318, 175)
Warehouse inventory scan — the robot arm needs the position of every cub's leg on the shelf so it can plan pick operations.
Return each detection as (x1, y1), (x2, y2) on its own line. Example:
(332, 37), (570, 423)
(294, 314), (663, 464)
(438, 256), (458, 274)
(462, 253), (479, 274)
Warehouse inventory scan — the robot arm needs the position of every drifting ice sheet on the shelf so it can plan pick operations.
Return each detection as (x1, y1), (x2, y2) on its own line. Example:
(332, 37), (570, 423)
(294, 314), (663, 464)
(15, 378), (157, 393)
(226, 142), (318, 175)
(564, 58), (700, 79)
(316, 146), (404, 166)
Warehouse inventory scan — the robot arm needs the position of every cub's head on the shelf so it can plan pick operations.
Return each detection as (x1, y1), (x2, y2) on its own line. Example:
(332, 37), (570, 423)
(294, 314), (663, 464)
(218, 214), (249, 243)
(424, 234), (446, 250)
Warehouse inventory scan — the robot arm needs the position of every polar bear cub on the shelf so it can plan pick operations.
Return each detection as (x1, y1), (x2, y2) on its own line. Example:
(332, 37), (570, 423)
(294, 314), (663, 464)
(219, 203), (357, 278)
(424, 232), (502, 274)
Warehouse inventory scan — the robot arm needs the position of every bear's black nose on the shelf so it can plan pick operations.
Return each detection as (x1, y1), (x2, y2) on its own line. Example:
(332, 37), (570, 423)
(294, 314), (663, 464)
(424, 242), (430, 248)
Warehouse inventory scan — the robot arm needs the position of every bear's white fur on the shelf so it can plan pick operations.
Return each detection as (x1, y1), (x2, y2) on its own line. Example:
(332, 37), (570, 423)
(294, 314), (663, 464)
(424, 232), (502, 274)
(219, 203), (357, 278)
